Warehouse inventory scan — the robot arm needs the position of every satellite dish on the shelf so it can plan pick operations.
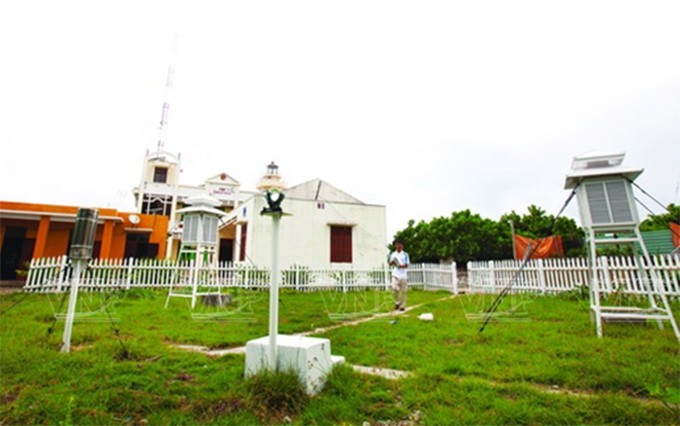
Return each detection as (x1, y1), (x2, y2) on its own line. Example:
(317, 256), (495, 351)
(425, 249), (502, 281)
(129, 214), (141, 225)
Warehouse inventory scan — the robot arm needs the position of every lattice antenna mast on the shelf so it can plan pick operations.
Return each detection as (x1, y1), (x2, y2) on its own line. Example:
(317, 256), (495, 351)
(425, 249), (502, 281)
(156, 34), (179, 151)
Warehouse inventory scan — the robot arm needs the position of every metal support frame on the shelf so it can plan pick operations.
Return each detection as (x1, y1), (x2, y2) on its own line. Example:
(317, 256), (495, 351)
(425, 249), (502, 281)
(165, 236), (222, 309)
(586, 225), (679, 340)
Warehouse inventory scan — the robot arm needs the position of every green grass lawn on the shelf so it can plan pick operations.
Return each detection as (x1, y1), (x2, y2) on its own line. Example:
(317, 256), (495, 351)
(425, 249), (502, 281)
(1, 288), (678, 425)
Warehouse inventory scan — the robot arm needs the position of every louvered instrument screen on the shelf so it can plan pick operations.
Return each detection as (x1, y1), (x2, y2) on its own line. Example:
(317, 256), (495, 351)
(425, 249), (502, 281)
(583, 180), (634, 226)
(201, 216), (219, 244)
(182, 214), (219, 244)
(182, 215), (200, 243)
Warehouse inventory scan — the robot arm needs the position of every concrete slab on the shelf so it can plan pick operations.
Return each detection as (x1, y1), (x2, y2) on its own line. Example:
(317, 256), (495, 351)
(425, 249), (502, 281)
(245, 334), (344, 395)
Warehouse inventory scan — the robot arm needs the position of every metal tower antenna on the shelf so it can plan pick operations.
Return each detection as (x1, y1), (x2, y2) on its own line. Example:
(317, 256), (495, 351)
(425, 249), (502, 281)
(156, 33), (179, 151)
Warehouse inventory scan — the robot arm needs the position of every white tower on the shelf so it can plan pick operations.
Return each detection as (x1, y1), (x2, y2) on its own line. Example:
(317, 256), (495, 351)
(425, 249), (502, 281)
(133, 34), (182, 258)
(565, 151), (679, 340)
(135, 150), (182, 214)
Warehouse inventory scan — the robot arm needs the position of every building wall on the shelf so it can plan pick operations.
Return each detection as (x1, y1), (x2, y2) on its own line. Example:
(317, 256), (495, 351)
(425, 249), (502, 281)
(240, 196), (387, 269)
(116, 212), (169, 259)
(0, 201), (168, 280)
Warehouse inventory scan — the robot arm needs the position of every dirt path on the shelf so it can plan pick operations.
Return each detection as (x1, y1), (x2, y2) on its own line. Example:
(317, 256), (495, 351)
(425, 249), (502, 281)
(171, 294), (456, 379)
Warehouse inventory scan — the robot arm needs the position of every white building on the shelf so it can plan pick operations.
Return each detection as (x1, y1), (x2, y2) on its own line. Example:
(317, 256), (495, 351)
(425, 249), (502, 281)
(132, 148), (388, 268)
(132, 148), (254, 259)
(227, 178), (388, 269)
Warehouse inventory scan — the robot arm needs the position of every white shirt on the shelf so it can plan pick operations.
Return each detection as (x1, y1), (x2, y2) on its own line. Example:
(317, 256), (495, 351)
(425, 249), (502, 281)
(389, 250), (409, 280)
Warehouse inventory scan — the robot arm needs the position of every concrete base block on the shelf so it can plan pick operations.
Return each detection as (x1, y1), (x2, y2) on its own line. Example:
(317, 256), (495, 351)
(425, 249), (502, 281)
(245, 334), (344, 395)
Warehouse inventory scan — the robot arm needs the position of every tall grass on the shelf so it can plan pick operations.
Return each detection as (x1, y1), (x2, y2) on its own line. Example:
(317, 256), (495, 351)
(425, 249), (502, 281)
(1, 288), (678, 425)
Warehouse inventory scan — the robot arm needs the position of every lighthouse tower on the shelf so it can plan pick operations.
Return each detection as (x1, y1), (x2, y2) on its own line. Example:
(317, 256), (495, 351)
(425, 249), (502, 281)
(256, 161), (287, 192)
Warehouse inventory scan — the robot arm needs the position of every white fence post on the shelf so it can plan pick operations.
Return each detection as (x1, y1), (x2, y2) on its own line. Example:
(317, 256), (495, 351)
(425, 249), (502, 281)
(295, 265), (300, 291)
(601, 256), (611, 293)
(57, 255), (69, 292)
(659, 254), (679, 294)
(125, 257), (134, 290)
(538, 258), (546, 294)
(451, 262), (458, 294)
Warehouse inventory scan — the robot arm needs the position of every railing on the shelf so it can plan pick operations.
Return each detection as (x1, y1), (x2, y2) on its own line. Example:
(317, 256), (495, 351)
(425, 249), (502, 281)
(24, 257), (458, 293)
(467, 255), (680, 296)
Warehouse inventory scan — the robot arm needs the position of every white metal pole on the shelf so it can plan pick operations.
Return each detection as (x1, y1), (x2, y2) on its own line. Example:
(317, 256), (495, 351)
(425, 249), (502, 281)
(191, 217), (203, 309)
(587, 233), (603, 338)
(269, 213), (281, 370)
(61, 259), (85, 353)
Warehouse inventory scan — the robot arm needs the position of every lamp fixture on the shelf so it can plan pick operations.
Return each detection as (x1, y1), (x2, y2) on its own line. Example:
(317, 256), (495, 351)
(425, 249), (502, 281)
(262, 189), (285, 214)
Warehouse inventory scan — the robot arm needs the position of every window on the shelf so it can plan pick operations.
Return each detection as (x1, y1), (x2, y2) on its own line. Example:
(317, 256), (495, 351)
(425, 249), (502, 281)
(124, 234), (158, 259)
(330, 226), (352, 263)
(239, 224), (248, 262)
(141, 196), (173, 217)
(153, 167), (168, 183)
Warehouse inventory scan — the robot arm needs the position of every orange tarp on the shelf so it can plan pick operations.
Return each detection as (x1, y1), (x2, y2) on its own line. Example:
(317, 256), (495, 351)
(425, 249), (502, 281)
(513, 235), (564, 259)
(671, 222), (680, 248)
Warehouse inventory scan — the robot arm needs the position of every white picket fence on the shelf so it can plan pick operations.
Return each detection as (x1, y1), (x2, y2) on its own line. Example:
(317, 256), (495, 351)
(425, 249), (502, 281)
(25, 255), (680, 296)
(408, 263), (458, 292)
(467, 255), (680, 296)
(23, 257), (458, 293)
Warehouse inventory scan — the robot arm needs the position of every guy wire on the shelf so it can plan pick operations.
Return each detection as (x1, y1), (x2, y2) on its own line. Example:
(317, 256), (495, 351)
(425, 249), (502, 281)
(101, 289), (130, 358)
(627, 178), (676, 213)
(478, 241), (538, 333)
(478, 184), (579, 333)
(627, 177), (680, 243)
(635, 196), (656, 217)
(0, 291), (33, 316)
(46, 289), (70, 337)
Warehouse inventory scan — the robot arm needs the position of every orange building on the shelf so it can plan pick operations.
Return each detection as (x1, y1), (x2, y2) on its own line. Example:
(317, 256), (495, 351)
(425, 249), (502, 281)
(0, 200), (168, 280)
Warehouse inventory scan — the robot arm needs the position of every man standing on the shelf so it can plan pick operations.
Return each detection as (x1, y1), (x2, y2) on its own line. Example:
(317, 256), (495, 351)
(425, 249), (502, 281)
(389, 239), (410, 311)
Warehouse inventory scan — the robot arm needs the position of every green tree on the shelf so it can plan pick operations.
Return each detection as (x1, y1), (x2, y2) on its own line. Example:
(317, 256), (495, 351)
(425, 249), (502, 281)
(500, 205), (584, 257)
(391, 219), (439, 264)
(394, 209), (517, 264)
(639, 203), (680, 231)
(392, 205), (585, 264)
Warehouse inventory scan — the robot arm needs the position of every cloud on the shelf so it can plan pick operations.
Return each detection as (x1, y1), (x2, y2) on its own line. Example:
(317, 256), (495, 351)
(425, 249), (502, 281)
(1, 0), (678, 240)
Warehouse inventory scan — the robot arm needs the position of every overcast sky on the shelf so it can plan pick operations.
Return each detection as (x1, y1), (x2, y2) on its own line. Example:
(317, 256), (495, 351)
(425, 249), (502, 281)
(1, 1), (678, 238)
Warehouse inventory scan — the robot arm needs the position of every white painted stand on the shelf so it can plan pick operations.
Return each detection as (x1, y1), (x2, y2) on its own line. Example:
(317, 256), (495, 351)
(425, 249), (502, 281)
(61, 259), (85, 353)
(245, 334), (345, 395)
(246, 186), (343, 394)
